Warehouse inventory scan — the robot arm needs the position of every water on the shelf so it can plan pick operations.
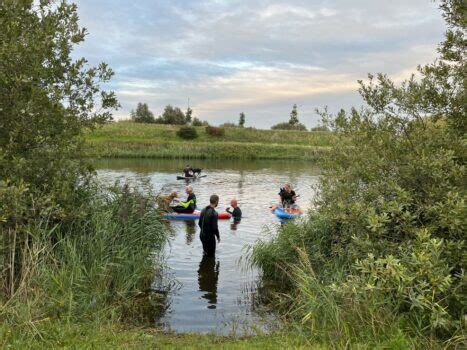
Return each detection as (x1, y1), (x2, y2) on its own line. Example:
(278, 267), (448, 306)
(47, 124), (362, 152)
(94, 158), (320, 334)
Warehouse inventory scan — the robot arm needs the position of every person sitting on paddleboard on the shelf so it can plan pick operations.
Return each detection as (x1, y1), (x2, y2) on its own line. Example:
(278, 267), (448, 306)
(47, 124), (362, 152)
(198, 194), (221, 257)
(171, 185), (197, 213)
(279, 183), (297, 209)
(183, 164), (194, 178)
(226, 198), (242, 220)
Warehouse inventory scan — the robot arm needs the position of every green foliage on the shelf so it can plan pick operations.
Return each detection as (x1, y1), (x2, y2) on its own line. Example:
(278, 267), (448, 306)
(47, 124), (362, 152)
(239, 112), (246, 127)
(176, 126), (198, 140)
(310, 125), (330, 132)
(271, 122), (307, 131)
(289, 104), (299, 126)
(130, 102), (155, 123)
(205, 125), (225, 137)
(0, 182), (167, 333)
(252, 0), (466, 345)
(192, 117), (208, 126)
(155, 105), (187, 125)
(220, 122), (237, 128)
(271, 104), (308, 131)
(185, 106), (193, 124)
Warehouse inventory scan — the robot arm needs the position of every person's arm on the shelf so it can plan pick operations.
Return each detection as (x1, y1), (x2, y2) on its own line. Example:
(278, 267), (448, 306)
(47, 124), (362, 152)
(213, 212), (220, 242)
(226, 207), (232, 214)
(198, 209), (204, 229)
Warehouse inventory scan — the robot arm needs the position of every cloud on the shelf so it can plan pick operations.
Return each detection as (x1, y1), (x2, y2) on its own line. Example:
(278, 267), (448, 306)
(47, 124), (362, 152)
(73, 0), (445, 127)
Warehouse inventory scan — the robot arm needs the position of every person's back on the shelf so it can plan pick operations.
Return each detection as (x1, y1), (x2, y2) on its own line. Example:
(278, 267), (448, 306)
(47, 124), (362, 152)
(198, 195), (220, 256)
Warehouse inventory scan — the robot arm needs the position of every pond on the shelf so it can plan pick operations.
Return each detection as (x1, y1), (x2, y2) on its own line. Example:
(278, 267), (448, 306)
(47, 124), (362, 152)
(94, 158), (320, 335)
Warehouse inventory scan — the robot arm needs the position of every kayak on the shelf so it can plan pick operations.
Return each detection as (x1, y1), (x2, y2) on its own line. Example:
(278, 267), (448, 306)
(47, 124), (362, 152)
(274, 207), (301, 220)
(177, 175), (207, 180)
(163, 211), (231, 220)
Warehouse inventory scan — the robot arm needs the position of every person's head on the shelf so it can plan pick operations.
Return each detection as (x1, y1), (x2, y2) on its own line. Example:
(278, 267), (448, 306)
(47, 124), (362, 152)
(185, 164), (190, 168)
(230, 198), (238, 208)
(185, 185), (193, 194)
(210, 194), (219, 207)
(284, 183), (292, 192)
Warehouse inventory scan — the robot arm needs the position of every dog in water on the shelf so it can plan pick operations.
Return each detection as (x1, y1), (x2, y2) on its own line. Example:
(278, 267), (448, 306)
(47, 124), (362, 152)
(191, 168), (202, 176)
(155, 191), (178, 212)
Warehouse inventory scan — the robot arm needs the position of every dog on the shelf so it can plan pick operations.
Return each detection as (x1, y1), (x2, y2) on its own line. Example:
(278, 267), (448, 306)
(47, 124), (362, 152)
(155, 191), (178, 212)
(191, 168), (202, 176)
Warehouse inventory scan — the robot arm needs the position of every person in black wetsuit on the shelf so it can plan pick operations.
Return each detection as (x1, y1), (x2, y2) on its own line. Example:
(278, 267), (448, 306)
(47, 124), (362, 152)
(182, 164), (193, 178)
(226, 198), (242, 220)
(279, 183), (297, 208)
(198, 194), (220, 257)
(171, 186), (197, 213)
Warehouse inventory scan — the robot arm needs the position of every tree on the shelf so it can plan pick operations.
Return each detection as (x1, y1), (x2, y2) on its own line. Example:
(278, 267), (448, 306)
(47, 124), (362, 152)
(271, 122), (307, 131)
(0, 0), (118, 197)
(239, 112), (246, 127)
(155, 105), (186, 125)
(289, 104), (299, 126)
(185, 106), (193, 124)
(131, 103), (155, 123)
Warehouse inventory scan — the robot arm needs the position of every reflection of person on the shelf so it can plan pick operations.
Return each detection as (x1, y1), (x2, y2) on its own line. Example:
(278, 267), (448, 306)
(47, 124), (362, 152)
(171, 186), (197, 213)
(198, 254), (219, 308)
(198, 194), (220, 257)
(184, 220), (196, 245)
(226, 198), (242, 220)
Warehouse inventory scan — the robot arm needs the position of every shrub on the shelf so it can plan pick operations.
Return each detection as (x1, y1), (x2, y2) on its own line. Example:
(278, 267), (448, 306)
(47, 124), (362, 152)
(192, 117), (208, 126)
(205, 126), (225, 137)
(176, 126), (198, 139)
(219, 122), (237, 128)
(271, 122), (307, 131)
(310, 125), (330, 132)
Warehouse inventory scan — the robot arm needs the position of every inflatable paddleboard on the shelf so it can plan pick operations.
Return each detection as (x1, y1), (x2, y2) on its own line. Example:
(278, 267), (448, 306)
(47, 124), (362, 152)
(163, 211), (231, 220)
(274, 207), (300, 220)
(176, 175), (207, 180)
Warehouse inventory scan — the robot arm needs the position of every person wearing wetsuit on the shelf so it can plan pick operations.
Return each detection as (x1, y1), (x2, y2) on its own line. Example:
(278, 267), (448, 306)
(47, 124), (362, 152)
(279, 183), (297, 208)
(198, 194), (220, 257)
(183, 165), (194, 178)
(226, 198), (242, 220)
(171, 186), (197, 213)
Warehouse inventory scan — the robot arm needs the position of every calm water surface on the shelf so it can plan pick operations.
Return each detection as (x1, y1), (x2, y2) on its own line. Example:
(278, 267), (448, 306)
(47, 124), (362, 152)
(94, 158), (320, 334)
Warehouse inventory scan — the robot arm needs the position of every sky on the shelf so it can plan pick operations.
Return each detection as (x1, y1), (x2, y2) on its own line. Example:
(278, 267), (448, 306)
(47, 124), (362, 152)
(73, 0), (446, 128)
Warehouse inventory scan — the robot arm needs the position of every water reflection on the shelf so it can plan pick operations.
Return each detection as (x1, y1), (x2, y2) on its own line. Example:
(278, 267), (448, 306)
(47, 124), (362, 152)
(184, 220), (196, 245)
(197, 255), (219, 309)
(230, 218), (241, 231)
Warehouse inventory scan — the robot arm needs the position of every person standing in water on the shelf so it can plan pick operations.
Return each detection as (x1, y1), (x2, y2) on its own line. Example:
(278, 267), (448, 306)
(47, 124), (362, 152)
(226, 198), (242, 220)
(182, 164), (193, 178)
(198, 194), (220, 257)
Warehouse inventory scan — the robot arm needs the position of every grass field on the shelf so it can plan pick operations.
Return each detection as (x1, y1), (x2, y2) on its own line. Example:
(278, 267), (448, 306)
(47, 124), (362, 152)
(84, 122), (334, 160)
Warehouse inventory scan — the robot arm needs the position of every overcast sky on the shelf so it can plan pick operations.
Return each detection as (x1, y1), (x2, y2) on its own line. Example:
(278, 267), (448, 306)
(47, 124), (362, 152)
(73, 0), (445, 128)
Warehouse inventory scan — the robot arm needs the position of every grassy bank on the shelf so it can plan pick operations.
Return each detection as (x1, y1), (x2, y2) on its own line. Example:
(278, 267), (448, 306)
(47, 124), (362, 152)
(84, 122), (333, 160)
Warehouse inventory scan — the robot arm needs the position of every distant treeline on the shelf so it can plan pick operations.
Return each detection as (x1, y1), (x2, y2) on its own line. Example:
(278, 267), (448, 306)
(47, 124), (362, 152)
(129, 102), (328, 131)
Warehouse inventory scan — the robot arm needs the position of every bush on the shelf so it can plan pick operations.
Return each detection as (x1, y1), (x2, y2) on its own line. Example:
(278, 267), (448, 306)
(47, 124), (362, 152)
(176, 126), (198, 139)
(310, 125), (330, 132)
(192, 117), (208, 127)
(205, 126), (225, 137)
(271, 122), (307, 131)
(219, 122), (237, 128)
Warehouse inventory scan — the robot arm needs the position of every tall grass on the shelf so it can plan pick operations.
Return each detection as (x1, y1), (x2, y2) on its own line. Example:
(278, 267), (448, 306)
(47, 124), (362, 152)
(83, 122), (334, 160)
(0, 183), (168, 343)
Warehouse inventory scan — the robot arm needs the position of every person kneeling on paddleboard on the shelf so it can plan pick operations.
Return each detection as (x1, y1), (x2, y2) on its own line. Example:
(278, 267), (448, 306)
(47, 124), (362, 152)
(279, 183), (297, 208)
(198, 194), (220, 257)
(182, 164), (194, 178)
(171, 186), (197, 213)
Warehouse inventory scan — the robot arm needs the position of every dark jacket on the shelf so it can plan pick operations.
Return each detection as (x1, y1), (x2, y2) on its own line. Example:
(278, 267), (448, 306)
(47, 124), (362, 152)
(198, 206), (220, 240)
(226, 206), (242, 219)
